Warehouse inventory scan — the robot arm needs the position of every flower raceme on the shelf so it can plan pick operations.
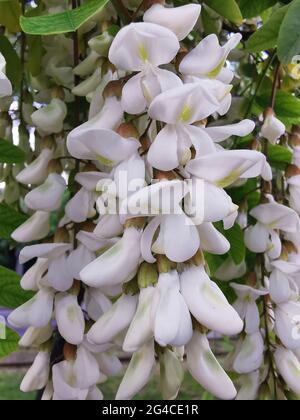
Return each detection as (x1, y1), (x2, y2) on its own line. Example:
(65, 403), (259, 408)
(9, 1), (300, 402)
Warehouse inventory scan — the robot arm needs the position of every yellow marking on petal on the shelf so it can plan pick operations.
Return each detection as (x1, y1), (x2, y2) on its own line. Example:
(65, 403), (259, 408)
(179, 104), (192, 123)
(202, 283), (226, 307)
(288, 360), (300, 378)
(96, 155), (115, 166)
(67, 305), (77, 322)
(138, 44), (149, 62)
(206, 58), (226, 78)
(216, 169), (241, 188)
(204, 351), (223, 373)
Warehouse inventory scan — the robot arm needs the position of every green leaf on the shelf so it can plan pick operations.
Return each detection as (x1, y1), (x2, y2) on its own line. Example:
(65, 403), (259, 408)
(216, 223), (246, 264)
(255, 90), (300, 124)
(238, 0), (278, 18)
(0, 265), (34, 309)
(0, 326), (19, 359)
(0, 35), (21, 89)
(0, 139), (25, 164)
(20, 0), (110, 35)
(245, 5), (289, 52)
(202, 5), (220, 35)
(204, 0), (243, 24)
(0, 203), (28, 240)
(278, 0), (300, 64)
(0, 0), (21, 32)
(268, 144), (293, 169)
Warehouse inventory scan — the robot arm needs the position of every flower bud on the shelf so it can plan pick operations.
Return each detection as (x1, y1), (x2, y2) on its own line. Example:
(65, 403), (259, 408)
(63, 343), (77, 361)
(117, 122), (139, 139)
(286, 164), (300, 178)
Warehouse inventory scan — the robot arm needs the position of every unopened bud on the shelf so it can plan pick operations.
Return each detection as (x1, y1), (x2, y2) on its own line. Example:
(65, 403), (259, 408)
(54, 228), (70, 243)
(63, 343), (77, 361)
(103, 80), (123, 99)
(117, 122), (139, 139)
(286, 164), (300, 178)
(47, 159), (63, 174)
(138, 262), (158, 288)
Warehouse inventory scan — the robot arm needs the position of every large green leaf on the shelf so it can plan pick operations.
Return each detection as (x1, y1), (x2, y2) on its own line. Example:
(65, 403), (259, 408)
(278, 0), (300, 64)
(216, 223), (246, 265)
(0, 0), (21, 32)
(0, 139), (25, 164)
(238, 0), (278, 18)
(0, 35), (21, 88)
(268, 144), (293, 169)
(255, 90), (300, 124)
(245, 5), (289, 52)
(0, 203), (28, 240)
(204, 0), (243, 24)
(0, 265), (34, 309)
(20, 0), (110, 35)
(0, 326), (19, 359)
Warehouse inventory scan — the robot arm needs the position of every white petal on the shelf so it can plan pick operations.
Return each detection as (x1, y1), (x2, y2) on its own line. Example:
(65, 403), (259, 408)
(180, 265), (243, 335)
(261, 115), (286, 144)
(31, 98), (67, 135)
(80, 227), (142, 287)
(55, 293), (85, 345)
(244, 223), (269, 253)
(144, 4), (201, 40)
(159, 349), (184, 400)
(205, 120), (255, 143)
(65, 187), (94, 223)
(25, 173), (66, 212)
(141, 216), (161, 263)
(8, 288), (54, 328)
(108, 22), (179, 71)
(19, 243), (71, 264)
(275, 301), (300, 350)
(186, 331), (237, 400)
(87, 294), (138, 345)
(215, 257), (247, 282)
(48, 254), (74, 292)
(20, 351), (50, 392)
(233, 332), (264, 374)
(73, 345), (100, 389)
(11, 211), (50, 243)
(115, 340), (155, 400)
(20, 258), (48, 291)
(67, 244), (94, 281)
(274, 347), (300, 396)
(16, 148), (53, 185)
(197, 223), (230, 254)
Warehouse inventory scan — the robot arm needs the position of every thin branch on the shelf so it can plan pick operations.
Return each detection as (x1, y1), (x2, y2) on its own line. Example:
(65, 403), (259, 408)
(111, 0), (132, 24)
(271, 61), (281, 110)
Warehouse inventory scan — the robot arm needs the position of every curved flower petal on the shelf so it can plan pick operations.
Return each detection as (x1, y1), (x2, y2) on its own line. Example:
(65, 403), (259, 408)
(54, 293), (85, 345)
(204, 120), (255, 143)
(274, 347), (300, 396)
(16, 148), (53, 185)
(20, 351), (50, 392)
(186, 331), (237, 400)
(108, 22), (179, 71)
(11, 211), (50, 243)
(197, 223), (230, 254)
(233, 332), (264, 374)
(180, 265), (243, 335)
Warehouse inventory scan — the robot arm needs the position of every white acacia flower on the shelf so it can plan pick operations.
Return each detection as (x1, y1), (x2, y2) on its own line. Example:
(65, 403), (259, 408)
(16, 148), (54, 185)
(67, 243), (94, 281)
(115, 340), (155, 400)
(11, 211), (50, 243)
(245, 201), (300, 256)
(261, 114), (286, 144)
(80, 226), (142, 287)
(269, 260), (300, 304)
(186, 331), (237, 400)
(274, 346), (300, 396)
(152, 270), (193, 347)
(65, 187), (96, 223)
(19, 243), (71, 265)
(159, 348), (184, 400)
(143, 3), (201, 41)
(186, 149), (272, 188)
(54, 293), (85, 345)
(197, 222), (230, 255)
(231, 283), (268, 334)
(52, 361), (89, 400)
(47, 251), (74, 292)
(0, 52), (12, 97)
(275, 301), (300, 350)
(20, 350), (50, 392)
(179, 33), (242, 83)
(24, 173), (66, 212)
(73, 345), (101, 390)
(31, 98), (67, 135)
(72, 67), (103, 97)
(109, 22), (181, 114)
(73, 50), (102, 77)
(8, 288), (54, 328)
(84, 288), (112, 322)
(67, 96), (124, 160)
(180, 265), (243, 335)
(233, 332), (264, 374)
(87, 293), (138, 345)
(123, 286), (155, 352)
(203, 120), (255, 143)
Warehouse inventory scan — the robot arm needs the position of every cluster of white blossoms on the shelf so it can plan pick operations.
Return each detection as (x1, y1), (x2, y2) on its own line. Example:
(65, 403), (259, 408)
(4, 0), (300, 401)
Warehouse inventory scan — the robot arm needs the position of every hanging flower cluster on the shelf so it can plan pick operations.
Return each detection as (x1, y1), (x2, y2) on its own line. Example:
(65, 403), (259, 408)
(3, 0), (300, 401)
